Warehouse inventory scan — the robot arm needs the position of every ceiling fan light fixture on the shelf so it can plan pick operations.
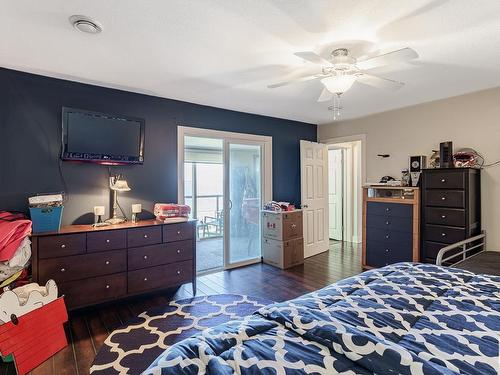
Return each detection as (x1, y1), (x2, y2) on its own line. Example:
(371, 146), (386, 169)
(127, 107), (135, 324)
(321, 75), (356, 94)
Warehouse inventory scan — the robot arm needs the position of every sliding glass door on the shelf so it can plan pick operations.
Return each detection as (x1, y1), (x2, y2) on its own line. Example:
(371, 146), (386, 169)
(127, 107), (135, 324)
(225, 142), (262, 267)
(179, 127), (271, 273)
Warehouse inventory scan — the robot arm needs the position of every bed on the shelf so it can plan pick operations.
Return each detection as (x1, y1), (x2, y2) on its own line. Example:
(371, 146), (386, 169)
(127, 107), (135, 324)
(144, 262), (499, 375)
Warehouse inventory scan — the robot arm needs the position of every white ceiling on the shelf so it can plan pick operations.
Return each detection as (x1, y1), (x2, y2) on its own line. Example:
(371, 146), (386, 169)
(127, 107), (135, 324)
(2, 0), (500, 124)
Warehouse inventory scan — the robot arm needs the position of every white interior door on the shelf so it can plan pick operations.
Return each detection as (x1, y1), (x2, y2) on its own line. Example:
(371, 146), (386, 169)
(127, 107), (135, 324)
(300, 140), (329, 258)
(328, 149), (343, 240)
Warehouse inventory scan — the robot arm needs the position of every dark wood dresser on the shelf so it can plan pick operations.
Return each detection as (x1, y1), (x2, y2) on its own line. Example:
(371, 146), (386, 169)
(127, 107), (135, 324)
(420, 168), (481, 264)
(362, 187), (420, 269)
(31, 220), (196, 310)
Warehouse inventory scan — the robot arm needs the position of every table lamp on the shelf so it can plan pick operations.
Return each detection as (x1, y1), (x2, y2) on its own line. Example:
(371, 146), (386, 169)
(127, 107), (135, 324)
(106, 174), (131, 225)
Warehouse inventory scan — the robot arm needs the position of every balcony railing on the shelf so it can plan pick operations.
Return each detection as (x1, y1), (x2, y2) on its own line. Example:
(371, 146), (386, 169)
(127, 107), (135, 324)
(185, 194), (224, 239)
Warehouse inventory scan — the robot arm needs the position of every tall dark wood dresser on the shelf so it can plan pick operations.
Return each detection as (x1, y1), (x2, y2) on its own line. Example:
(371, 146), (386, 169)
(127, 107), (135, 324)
(420, 168), (481, 264)
(31, 220), (196, 310)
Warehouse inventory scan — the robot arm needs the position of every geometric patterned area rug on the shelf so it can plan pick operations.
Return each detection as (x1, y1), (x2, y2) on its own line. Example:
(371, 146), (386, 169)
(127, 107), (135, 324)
(90, 294), (272, 375)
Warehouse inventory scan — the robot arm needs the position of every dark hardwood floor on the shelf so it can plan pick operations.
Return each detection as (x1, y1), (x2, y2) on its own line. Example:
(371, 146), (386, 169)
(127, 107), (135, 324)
(2, 241), (361, 375)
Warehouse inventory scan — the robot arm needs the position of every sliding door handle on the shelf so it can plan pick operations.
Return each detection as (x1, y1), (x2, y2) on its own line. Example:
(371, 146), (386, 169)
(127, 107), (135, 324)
(228, 199), (233, 210)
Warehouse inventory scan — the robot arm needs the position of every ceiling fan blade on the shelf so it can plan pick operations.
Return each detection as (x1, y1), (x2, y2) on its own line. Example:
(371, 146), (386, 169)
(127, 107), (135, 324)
(294, 51), (330, 65)
(356, 47), (418, 70)
(317, 87), (334, 102)
(356, 74), (404, 90)
(267, 74), (321, 89)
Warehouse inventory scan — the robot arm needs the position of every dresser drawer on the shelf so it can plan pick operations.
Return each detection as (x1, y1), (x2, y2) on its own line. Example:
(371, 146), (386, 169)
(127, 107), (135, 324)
(38, 249), (127, 283)
(366, 214), (413, 233)
(425, 190), (465, 208)
(128, 226), (162, 247)
(366, 202), (412, 218)
(38, 234), (86, 259)
(163, 223), (193, 242)
(366, 227), (413, 247)
(87, 229), (126, 253)
(424, 225), (466, 244)
(425, 207), (465, 227)
(366, 241), (413, 268)
(59, 272), (127, 309)
(422, 241), (461, 263)
(127, 260), (193, 294)
(128, 240), (193, 270)
(426, 171), (465, 189)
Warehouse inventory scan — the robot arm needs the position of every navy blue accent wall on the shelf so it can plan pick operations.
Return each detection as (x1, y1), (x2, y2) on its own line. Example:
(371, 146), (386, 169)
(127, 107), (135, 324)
(0, 68), (317, 225)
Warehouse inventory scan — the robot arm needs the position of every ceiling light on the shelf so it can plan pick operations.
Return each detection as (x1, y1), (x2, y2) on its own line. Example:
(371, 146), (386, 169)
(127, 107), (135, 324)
(321, 75), (357, 94)
(69, 15), (102, 34)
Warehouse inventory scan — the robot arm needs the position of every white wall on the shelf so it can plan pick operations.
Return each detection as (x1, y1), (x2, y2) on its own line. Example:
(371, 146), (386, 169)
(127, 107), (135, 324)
(318, 87), (500, 250)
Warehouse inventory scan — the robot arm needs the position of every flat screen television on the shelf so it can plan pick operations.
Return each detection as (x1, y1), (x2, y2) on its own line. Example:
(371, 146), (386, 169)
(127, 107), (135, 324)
(61, 107), (145, 165)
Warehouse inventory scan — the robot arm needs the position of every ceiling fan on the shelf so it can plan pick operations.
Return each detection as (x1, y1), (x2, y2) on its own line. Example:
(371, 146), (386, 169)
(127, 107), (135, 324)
(268, 46), (418, 103)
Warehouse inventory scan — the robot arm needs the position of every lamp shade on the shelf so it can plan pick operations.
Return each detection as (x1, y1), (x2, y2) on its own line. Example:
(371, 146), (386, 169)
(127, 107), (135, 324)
(111, 180), (131, 192)
(321, 75), (357, 94)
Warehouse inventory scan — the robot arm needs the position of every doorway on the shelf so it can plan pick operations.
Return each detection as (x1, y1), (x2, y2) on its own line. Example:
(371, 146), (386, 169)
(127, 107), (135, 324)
(178, 127), (272, 274)
(327, 139), (363, 244)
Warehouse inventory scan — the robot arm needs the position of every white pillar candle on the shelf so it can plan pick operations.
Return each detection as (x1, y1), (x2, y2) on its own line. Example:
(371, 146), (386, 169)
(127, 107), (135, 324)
(132, 204), (142, 214)
(94, 206), (105, 216)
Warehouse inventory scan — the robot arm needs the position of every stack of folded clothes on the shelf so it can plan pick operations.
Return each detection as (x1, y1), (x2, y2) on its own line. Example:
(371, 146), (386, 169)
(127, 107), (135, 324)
(0, 212), (32, 289)
(153, 203), (191, 222)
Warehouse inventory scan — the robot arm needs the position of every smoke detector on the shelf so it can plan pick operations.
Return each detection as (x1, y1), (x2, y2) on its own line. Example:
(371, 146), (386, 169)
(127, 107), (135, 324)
(69, 15), (102, 34)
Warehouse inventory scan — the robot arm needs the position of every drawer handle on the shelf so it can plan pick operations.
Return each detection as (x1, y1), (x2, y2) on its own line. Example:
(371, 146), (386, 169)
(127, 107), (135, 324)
(177, 230), (181, 235)
(385, 234), (390, 239)
(441, 215), (447, 219)
(176, 249), (181, 254)
(105, 284), (110, 289)
(441, 197), (446, 201)
(441, 233), (447, 237)
(176, 270), (181, 275)
(291, 223), (297, 229)
(143, 234), (148, 239)
(143, 277), (148, 282)
(60, 244), (66, 249)
(385, 208), (390, 212)
(385, 249), (389, 253)
(105, 260), (110, 265)
(143, 255), (148, 260)
(385, 221), (390, 225)
(106, 239), (110, 243)
(441, 178), (446, 183)
(60, 268), (66, 273)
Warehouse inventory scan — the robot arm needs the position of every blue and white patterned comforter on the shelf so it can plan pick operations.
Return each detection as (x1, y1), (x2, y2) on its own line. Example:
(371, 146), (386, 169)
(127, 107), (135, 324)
(145, 263), (499, 374)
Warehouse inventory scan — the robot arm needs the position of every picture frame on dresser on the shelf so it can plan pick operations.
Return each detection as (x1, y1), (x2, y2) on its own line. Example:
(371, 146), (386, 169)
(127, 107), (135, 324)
(31, 220), (197, 310)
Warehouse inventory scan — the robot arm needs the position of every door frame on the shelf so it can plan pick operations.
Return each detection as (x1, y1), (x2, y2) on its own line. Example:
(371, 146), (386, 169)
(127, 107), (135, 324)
(322, 134), (366, 244)
(328, 148), (345, 241)
(177, 126), (273, 270)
